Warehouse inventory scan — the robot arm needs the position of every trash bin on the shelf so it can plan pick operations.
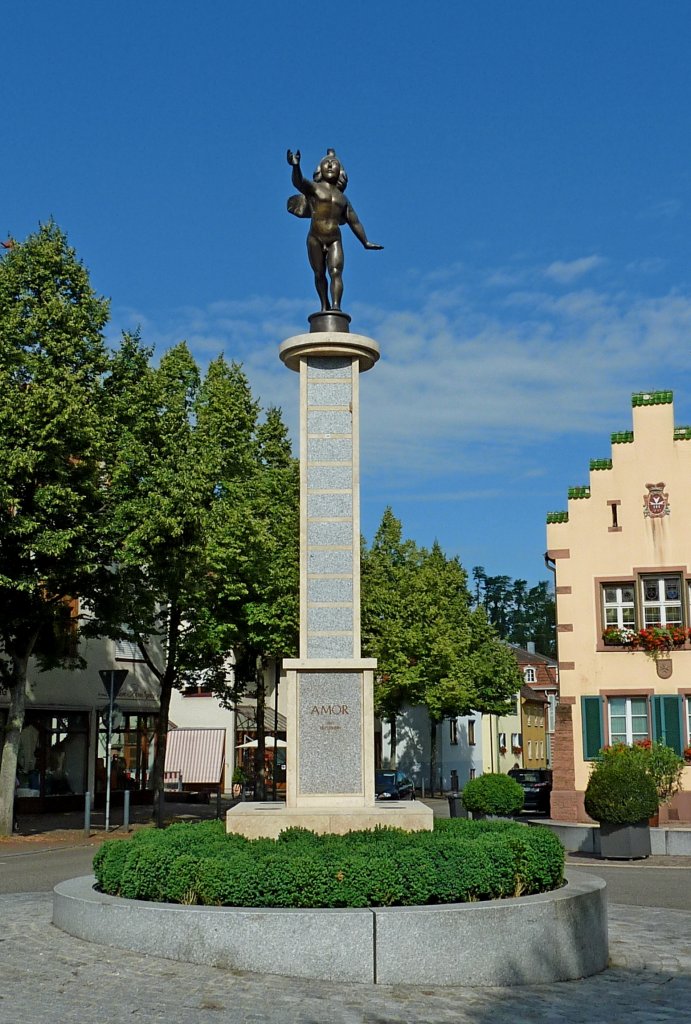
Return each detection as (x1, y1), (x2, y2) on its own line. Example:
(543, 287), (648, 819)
(447, 792), (460, 818)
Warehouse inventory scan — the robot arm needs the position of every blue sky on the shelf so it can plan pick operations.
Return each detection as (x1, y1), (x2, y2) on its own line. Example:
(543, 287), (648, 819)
(4, 2), (691, 584)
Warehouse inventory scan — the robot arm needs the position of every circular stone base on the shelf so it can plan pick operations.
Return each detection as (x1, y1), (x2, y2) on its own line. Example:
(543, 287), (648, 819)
(279, 332), (380, 372)
(53, 871), (608, 986)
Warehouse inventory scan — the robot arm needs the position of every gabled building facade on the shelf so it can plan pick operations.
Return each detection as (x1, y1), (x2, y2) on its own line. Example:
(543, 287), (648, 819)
(547, 391), (691, 823)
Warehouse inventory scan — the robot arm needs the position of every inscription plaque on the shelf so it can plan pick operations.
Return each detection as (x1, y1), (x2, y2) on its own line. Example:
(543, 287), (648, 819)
(298, 672), (362, 794)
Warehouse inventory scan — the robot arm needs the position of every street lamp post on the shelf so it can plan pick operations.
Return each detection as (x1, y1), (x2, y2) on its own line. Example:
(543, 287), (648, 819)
(99, 669), (129, 832)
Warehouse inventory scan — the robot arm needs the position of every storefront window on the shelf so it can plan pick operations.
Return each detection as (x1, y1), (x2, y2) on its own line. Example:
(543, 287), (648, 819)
(96, 713), (157, 792)
(16, 712), (88, 798)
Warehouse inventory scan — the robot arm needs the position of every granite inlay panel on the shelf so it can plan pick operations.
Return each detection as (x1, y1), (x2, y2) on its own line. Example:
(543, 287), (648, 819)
(307, 492), (353, 519)
(308, 606), (354, 633)
(307, 437), (352, 463)
(307, 357), (352, 378)
(307, 577), (353, 603)
(307, 465), (353, 490)
(307, 634), (354, 659)
(307, 382), (351, 406)
(307, 520), (353, 546)
(307, 409), (352, 435)
(298, 672), (362, 794)
(307, 549), (353, 575)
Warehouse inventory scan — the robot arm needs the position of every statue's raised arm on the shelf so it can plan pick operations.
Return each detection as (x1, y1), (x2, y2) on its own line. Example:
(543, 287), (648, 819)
(286, 147), (383, 315)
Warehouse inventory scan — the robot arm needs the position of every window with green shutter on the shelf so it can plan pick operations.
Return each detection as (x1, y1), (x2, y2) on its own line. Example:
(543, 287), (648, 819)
(652, 695), (684, 754)
(581, 696), (604, 760)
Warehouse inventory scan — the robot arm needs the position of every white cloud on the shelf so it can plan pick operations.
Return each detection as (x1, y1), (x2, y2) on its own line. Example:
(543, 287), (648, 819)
(544, 255), (606, 284)
(110, 263), (691, 487)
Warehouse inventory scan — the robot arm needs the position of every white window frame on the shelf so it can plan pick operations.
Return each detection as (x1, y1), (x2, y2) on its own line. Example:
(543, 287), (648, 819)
(608, 696), (650, 746)
(602, 583), (636, 630)
(524, 667), (536, 683)
(641, 574), (683, 628)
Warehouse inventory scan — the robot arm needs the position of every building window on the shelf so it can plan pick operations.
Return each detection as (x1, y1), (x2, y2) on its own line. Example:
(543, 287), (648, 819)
(641, 575), (682, 628)
(449, 719), (458, 745)
(468, 720), (476, 745)
(469, 768), (476, 780)
(114, 631), (145, 662)
(602, 584), (636, 630)
(608, 697), (649, 745)
(527, 740), (533, 760)
(16, 712), (89, 797)
(524, 667), (536, 683)
(97, 712), (157, 792)
(687, 696), (691, 746)
(498, 731), (507, 752)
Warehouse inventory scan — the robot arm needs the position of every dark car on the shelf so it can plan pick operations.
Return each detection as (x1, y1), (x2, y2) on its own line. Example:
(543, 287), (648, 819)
(508, 768), (552, 814)
(375, 769), (415, 800)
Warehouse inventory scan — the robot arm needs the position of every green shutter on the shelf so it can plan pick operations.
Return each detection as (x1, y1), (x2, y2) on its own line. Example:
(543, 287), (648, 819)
(581, 696), (604, 760)
(652, 695), (684, 754)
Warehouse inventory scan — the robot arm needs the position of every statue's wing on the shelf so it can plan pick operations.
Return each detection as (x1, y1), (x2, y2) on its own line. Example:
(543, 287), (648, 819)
(287, 194), (310, 218)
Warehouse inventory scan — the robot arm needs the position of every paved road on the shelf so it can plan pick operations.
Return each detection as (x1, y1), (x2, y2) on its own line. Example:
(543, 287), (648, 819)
(0, 892), (689, 1023)
(0, 843), (100, 894)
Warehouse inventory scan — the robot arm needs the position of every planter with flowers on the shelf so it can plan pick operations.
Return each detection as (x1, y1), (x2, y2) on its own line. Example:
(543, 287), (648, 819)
(602, 626), (691, 677)
(602, 626), (639, 647)
(511, 745), (522, 756)
(602, 625), (691, 651)
(684, 746), (691, 765)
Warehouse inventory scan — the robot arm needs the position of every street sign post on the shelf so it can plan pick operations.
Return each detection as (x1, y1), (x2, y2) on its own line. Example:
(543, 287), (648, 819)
(98, 669), (129, 832)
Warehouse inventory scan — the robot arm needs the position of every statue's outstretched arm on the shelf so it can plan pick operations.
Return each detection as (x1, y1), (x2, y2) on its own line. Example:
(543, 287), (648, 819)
(287, 149), (314, 196)
(346, 202), (383, 250)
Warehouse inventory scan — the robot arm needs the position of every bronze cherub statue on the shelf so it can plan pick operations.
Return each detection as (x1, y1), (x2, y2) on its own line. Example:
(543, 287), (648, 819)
(287, 148), (383, 313)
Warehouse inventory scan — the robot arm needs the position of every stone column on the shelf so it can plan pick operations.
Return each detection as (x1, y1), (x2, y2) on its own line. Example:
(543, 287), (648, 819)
(226, 329), (432, 838)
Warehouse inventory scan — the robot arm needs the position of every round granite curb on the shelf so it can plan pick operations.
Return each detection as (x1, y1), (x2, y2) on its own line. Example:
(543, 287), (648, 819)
(53, 869), (608, 987)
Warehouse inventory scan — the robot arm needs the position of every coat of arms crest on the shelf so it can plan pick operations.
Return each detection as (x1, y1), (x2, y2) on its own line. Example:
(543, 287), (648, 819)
(643, 482), (669, 518)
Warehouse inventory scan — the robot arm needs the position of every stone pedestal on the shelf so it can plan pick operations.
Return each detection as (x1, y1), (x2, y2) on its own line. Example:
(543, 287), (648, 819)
(227, 329), (432, 837)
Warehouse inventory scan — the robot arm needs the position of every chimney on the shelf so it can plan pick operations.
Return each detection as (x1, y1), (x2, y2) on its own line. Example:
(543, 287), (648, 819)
(527, 641), (536, 655)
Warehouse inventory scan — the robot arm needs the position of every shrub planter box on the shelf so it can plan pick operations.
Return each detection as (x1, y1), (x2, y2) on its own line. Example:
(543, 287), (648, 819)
(599, 821), (651, 860)
(53, 871), (608, 987)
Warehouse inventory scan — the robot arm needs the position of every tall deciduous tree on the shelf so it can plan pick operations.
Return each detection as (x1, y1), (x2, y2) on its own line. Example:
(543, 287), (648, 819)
(362, 512), (522, 791)
(361, 508), (426, 764)
(213, 406), (299, 799)
(95, 341), (298, 816)
(95, 343), (265, 822)
(0, 224), (109, 834)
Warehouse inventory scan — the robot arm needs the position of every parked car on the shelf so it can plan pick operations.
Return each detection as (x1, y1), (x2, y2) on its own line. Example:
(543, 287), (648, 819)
(508, 768), (552, 814)
(375, 769), (415, 800)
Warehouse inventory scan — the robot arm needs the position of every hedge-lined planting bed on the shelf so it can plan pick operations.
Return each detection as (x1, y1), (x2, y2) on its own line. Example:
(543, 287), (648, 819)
(93, 819), (564, 908)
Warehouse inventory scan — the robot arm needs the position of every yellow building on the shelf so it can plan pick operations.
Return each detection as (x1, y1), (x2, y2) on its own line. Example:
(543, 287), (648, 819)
(547, 391), (691, 823)
(520, 686), (548, 769)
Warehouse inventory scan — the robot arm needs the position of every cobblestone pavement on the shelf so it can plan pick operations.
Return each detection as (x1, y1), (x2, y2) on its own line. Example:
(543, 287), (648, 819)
(0, 893), (689, 1023)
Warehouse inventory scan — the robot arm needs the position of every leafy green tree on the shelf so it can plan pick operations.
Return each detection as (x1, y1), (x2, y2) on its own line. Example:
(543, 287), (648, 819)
(361, 508), (424, 764)
(362, 512), (522, 790)
(0, 224), (109, 834)
(213, 407), (299, 799)
(415, 546), (519, 792)
(94, 342), (298, 816)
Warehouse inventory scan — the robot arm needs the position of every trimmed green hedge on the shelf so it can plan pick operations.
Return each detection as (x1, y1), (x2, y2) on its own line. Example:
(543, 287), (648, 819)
(93, 819), (564, 908)
(461, 773), (525, 816)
